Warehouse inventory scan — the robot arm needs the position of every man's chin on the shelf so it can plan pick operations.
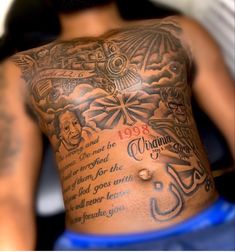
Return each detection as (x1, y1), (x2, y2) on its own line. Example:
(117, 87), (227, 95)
(69, 138), (81, 147)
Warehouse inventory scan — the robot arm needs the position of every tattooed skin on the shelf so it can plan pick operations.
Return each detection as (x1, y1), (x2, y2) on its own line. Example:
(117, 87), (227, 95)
(0, 69), (20, 175)
(10, 18), (217, 233)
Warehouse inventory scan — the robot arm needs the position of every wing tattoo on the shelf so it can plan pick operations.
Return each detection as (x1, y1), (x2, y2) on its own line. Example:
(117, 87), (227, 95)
(11, 54), (36, 82)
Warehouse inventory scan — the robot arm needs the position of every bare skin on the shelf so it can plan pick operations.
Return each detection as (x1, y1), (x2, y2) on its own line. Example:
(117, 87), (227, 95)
(0, 3), (234, 250)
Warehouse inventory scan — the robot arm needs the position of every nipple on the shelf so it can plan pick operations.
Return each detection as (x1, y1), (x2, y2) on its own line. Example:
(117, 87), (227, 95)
(138, 169), (153, 181)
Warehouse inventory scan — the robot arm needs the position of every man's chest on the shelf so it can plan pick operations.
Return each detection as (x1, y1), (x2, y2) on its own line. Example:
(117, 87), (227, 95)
(30, 27), (189, 104)
(17, 22), (192, 136)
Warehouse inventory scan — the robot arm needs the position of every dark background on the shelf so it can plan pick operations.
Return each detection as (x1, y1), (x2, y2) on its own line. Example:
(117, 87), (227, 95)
(0, 0), (234, 250)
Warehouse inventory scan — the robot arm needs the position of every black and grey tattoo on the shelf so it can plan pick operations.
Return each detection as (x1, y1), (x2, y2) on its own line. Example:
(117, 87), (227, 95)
(9, 19), (215, 225)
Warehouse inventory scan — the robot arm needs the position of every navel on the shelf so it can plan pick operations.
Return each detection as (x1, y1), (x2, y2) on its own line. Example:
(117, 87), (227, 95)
(138, 169), (153, 181)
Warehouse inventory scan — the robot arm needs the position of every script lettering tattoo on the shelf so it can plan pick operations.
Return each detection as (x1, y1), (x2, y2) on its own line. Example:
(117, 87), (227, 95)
(70, 205), (126, 224)
(127, 135), (173, 161)
(59, 137), (133, 225)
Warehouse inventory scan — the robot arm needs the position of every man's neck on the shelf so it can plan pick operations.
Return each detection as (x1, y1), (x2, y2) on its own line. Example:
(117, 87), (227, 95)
(58, 2), (126, 40)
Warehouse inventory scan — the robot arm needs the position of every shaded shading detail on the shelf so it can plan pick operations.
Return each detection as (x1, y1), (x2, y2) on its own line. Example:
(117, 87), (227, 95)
(95, 42), (142, 92)
(86, 92), (157, 129)
(113, 23), (190, 88)
(54, 109), (84, 152)
(160, 87), (189, 124)
(118, 28), (183, 70)
(10, 20), (192, 153)
(11, 54), (36, 82)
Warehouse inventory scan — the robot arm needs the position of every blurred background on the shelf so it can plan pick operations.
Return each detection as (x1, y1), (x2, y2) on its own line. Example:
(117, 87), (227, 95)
(0, 0), (234, 250)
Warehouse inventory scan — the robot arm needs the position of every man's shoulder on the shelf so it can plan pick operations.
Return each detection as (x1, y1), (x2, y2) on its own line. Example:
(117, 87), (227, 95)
(9, 41), (56, 63)
(6, 41), (59, 81)
(119, 16), (198, 45)
(133, 15), (180, 24)
(123, 16), (182, 31)
(133, 16), (204, 36)
(134, 16), (211, 54)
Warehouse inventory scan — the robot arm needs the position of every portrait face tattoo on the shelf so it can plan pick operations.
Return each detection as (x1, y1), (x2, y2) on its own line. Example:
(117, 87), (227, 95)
(167, 96), (187, 124)
(59, 110), (82, 149)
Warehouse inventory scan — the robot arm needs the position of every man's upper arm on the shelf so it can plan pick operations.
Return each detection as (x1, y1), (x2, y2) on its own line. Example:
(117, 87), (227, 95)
(181, 17), (235, 158)
(0, 59), (43, 208)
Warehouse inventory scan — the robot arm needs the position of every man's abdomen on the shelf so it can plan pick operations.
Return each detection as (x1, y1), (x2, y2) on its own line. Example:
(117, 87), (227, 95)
(57, 124), (218, 234)
(16, 19), (219, 234)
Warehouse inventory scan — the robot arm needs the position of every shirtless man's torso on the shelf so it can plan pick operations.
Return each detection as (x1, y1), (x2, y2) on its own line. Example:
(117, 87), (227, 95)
(1, 1), (234, 248)
(10, 18), (218, 234)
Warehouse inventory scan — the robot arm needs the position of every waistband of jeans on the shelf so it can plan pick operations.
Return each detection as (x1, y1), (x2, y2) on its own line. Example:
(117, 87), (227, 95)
(58, 197), (235, 248)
